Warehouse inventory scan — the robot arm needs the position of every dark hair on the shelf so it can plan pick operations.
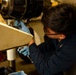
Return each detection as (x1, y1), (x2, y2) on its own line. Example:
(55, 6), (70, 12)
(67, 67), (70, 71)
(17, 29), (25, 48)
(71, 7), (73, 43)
(41, 3), (76, 36)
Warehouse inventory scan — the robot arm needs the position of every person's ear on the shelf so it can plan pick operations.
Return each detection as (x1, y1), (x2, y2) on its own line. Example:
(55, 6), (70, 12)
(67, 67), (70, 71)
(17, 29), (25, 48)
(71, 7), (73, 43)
(58, 34), (66, 40)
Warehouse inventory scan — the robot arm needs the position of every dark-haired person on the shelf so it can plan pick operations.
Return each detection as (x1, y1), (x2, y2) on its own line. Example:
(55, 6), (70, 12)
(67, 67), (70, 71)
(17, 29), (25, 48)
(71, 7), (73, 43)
(28, 3), (76, 75)
(15, 3), (76, 75)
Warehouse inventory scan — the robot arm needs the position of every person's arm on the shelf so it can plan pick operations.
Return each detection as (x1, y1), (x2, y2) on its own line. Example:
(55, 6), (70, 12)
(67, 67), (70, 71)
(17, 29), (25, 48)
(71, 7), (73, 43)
(29, 38), (56, 57)
(29, 39), (76, 75)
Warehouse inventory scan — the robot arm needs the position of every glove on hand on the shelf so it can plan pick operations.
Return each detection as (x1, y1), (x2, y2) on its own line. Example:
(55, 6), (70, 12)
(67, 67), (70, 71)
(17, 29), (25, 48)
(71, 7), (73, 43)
(17, 46), (30, 56)
(14, 20), (30, 34)
(14, 20), (30, 56)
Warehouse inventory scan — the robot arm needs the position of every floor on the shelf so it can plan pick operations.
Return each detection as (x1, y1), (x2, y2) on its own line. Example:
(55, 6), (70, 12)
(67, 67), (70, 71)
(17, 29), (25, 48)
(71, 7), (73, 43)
(0, 18), (44, 75)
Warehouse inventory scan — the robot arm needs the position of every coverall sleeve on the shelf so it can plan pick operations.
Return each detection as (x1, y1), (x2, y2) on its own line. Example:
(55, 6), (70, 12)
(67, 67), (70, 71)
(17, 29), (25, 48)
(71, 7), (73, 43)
(29, 39), (76, 75)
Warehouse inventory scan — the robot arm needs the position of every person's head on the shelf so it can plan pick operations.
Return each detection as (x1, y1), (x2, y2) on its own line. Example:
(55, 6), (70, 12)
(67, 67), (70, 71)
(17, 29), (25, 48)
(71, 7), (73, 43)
(41, 3), (76, 40)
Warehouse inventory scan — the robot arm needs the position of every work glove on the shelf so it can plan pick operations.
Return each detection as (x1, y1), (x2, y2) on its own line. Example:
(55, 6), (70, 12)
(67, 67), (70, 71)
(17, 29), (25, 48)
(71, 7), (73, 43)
(14, 20), (30, 56)
(17, 46), (30, 56)
(14, 20), (30, 33)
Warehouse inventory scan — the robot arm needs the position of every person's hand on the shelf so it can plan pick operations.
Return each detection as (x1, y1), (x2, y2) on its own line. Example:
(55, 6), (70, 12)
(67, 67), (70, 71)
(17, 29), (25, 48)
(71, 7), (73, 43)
(17, 46), (30, 56)
(14, 20), (30, 34)
(14, 20), (31, 56)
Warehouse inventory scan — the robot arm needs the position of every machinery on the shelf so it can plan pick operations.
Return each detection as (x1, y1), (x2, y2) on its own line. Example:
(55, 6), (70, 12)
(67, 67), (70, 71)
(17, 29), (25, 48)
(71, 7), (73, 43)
(0, 0), (51, 19)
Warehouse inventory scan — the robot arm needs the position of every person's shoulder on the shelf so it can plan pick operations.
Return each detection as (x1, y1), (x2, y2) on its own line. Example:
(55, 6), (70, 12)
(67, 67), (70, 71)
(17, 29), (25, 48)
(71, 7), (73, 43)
(63, 33), (76, 46)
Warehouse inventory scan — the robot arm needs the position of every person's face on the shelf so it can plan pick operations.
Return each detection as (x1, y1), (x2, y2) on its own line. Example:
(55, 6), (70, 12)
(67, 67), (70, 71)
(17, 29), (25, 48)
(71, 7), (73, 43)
(44, 27), (66, 41)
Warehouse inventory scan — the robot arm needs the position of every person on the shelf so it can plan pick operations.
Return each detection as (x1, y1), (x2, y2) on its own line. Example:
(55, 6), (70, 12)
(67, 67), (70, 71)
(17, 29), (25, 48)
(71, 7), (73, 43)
(14, 3), (76, 75)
